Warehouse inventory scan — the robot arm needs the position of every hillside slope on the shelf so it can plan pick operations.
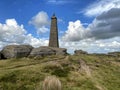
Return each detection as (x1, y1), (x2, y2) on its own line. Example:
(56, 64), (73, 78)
(0, 54), (119, 90)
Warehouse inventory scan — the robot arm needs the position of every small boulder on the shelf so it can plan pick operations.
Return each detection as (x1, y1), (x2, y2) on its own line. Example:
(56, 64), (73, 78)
(74, 50), (88, 55)
(50, 47), (67, 55)
(1, 45), (33, 59)
(29, 46), (56, 57)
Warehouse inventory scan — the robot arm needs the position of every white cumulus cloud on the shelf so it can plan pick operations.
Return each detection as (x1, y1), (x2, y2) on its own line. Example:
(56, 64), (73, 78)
(24, 34), (48, 47)
(62, 20), (90, 41)
(84, 0), (120, 17)
(60, 37), (120, 54)
(29, 11), (50, 34)
(0, 19), (48, 50)
(61, 7), (120, 53)
(0, 19), (26, 44)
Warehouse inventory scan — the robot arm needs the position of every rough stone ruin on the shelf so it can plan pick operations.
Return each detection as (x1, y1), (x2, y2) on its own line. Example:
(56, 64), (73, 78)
(0, 14), (67, 59)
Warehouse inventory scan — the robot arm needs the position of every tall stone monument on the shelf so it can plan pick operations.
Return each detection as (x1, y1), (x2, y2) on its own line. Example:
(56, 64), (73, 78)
(49, 14), (59, 48)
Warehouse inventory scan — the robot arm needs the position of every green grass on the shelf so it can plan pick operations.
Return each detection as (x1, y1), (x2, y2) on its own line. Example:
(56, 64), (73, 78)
(0, 54), (119, 90)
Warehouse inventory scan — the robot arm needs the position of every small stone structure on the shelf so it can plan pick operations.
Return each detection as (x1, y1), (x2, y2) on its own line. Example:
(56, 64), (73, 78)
(74, 50), (88, 55)
(1, 45), (33, 59)
(49, 14), (59, 48)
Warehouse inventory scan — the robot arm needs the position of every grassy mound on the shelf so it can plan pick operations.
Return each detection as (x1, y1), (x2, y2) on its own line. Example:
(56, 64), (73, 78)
(0, 54), (119, 90)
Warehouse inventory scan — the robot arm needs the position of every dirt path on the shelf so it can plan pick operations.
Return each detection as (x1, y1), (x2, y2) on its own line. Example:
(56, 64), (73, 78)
(79, 59), (107, 90)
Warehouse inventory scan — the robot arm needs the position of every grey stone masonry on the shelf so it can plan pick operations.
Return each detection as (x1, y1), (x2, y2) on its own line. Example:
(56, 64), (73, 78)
(49, 14), (59, 48)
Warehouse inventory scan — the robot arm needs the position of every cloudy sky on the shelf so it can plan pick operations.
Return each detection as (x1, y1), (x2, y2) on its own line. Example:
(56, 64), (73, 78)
(0, 0), (120, 53)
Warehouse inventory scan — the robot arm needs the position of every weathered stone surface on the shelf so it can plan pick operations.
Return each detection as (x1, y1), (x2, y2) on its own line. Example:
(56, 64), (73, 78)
(29, 46), (67, 57)
(49, 14), (59, 48)
(74, 50), (88, 55)
(29, 46), (56, 57)
(50, 47), (67, 55)
(1, 45), (33, 59)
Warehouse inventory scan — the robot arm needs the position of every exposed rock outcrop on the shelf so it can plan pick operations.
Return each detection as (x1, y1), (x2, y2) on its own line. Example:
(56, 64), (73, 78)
(1, 45), (33, 59)
(108, 52), (120, 57)
(29, 46), (56, 57)
(74, 50), (88, 55)
(1, 45), (67, 59)
(29, 46), (67, 57)
(50, 47), (67, 55)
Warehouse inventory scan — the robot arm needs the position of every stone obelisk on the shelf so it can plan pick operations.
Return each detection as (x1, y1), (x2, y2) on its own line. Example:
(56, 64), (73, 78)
(49, 14), (59, 48)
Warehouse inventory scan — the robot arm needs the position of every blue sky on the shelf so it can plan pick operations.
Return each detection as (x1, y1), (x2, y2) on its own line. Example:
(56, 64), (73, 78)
(0, 0), (94, 35)
(0, 0), (120, 53)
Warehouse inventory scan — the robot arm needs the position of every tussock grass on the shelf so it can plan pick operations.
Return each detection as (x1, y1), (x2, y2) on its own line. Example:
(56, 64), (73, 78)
(42, 76), (61, 90)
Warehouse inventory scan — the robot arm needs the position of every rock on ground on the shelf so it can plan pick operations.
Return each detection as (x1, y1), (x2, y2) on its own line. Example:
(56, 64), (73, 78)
(29, 46), (67, 57)
(74, 50), (88, 55)
(50, 47), (67, 55)
(29, 46), (56, 57)
(1, 45), (33, 59)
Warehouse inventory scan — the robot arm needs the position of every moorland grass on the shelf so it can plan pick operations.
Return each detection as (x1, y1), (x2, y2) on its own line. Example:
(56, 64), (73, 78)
(0, 54), (119, 90)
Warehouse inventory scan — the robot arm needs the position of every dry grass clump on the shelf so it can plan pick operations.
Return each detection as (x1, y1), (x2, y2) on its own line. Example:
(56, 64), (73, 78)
(42, 76), (61, 90)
